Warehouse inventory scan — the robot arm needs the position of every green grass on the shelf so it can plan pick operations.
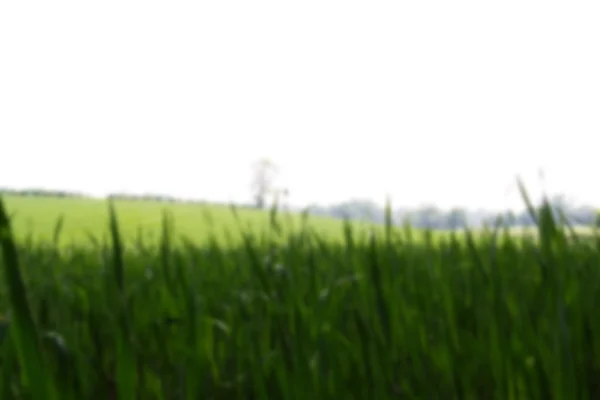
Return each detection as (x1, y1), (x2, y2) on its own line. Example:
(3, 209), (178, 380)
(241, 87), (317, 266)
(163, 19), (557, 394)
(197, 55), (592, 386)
(0, 191), (599, 398)
(1, 195), (387, 247)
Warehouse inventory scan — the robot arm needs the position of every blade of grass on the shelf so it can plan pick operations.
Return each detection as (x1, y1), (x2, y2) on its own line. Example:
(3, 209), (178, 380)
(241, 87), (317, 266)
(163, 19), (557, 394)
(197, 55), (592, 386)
(52, 214), (65, 248)
(107, 201), (136, 399)
(0, 197), (55, 399)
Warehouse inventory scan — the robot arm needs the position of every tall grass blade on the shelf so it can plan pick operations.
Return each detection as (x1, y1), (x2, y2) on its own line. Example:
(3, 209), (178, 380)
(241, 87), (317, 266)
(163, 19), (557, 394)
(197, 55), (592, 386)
(52, 214), (65, 248)
(108, 201), (125, 293)
(106, 201), (136, 399)
(0, 197), (55, 399)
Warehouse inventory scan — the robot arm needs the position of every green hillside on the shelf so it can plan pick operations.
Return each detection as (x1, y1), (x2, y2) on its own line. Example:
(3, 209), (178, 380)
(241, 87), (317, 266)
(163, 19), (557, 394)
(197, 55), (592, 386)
(1, 195), (383, 246)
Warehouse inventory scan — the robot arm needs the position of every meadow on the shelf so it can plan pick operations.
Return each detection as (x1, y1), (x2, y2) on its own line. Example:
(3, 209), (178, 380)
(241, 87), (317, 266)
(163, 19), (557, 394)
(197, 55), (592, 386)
(0, 190), (599, 399)
(0, 195), (386, 247)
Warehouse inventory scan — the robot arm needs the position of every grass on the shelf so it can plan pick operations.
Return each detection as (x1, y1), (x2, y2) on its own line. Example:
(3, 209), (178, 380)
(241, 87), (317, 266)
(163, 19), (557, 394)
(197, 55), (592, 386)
(0, 188), (599, 398)
(1, 195), (388, 247)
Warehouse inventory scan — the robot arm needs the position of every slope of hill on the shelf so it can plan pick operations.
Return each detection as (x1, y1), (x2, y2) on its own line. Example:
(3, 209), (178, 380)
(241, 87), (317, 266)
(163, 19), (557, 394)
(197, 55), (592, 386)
(1, 195), (383, 246)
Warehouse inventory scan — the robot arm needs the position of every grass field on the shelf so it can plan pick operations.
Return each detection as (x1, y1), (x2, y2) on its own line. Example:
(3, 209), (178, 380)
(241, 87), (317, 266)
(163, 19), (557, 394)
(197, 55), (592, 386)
(1, 195), (385, 247)
(1, 192), (600, 398)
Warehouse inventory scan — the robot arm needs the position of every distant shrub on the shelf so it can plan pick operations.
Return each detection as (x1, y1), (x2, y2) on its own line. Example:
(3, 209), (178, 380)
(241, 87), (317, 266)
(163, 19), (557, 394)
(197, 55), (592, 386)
(0, 188), (85, 198)
(106, 193), (179, 203)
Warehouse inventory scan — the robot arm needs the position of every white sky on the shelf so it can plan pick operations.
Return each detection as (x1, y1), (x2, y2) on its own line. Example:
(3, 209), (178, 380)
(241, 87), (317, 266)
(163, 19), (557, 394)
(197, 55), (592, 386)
(0, 1), (599, 211)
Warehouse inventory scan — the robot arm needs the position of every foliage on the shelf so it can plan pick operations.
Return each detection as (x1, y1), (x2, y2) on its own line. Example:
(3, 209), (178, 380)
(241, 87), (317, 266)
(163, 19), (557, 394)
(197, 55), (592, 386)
(0, 192), (599, 398)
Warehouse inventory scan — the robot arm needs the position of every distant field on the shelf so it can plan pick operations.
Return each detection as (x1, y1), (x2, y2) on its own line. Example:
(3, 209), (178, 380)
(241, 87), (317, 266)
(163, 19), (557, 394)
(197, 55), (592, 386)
(3, 195), (594, 248)
(499, 225), (597, 239)
(1, 195), (386, 246)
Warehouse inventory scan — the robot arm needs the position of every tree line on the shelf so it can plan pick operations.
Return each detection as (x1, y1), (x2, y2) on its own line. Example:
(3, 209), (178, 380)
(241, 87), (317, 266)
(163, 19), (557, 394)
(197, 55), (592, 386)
(1, 186), (598, 229)
(305, 197), (598, 229)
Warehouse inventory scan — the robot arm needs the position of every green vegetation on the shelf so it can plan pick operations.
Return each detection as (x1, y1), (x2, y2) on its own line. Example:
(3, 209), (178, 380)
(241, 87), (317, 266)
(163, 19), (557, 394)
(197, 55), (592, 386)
(1, 195), (383, 247)
(0, 187), (599, 398)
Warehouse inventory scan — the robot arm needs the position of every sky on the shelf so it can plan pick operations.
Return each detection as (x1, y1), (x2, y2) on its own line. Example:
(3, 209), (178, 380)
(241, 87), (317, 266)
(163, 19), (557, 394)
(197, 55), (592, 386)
(0, 1), (599, 211)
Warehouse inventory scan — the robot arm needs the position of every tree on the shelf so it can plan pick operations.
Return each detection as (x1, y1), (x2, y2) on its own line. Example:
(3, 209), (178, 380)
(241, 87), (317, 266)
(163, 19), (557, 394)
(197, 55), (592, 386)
(415, 205), (441, 228)
(251, 158), (278, 209)
(446, 208), (467, 229)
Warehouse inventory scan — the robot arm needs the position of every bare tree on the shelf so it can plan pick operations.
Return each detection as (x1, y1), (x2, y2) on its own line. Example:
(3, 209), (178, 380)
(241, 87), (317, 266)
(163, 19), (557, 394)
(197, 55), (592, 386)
(251, 158), (278, 209)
